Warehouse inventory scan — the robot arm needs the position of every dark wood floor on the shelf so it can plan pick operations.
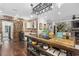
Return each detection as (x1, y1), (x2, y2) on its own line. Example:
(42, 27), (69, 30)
(0, 40), (27, 56)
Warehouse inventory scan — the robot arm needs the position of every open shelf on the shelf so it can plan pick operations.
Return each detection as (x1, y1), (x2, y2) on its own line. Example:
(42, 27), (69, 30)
(27, 43), (53, 56)
(27, 48), (39, 56)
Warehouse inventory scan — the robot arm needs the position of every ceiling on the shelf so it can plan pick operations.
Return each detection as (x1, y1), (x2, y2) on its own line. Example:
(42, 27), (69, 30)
(0, 3), (38, 19)
(0, 3), (79, 21)
(38, 3), (79, 22)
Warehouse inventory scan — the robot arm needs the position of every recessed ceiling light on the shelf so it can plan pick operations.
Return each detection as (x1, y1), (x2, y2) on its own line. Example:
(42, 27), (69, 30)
(57, 3), (63, 8)
(51, 6), (54, 8)
(0, 11), (3, 13)
(58, 12), (61, 15)
(30, 15), (33, 18)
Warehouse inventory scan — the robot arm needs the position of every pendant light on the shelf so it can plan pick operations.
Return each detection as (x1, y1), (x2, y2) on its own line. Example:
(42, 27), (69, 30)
(32, 3), (52, 15)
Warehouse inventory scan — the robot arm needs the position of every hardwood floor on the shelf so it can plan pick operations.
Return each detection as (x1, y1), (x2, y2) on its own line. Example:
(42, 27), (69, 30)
(0, 40), (27, 56)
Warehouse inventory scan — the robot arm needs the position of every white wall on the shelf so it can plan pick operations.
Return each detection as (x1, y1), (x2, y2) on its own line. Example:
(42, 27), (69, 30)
(2, 20), (13, 39)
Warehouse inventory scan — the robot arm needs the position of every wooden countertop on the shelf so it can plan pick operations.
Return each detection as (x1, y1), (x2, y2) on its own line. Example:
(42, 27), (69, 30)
(25, 34), (75, 47)
(49, 38), (75, 47)
(25, 34), (79, 55)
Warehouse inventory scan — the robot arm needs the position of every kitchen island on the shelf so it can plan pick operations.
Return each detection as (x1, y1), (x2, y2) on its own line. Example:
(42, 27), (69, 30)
(25, 34), (79, 56)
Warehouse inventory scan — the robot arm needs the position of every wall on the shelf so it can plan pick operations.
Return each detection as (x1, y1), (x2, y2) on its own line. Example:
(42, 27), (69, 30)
(0, 20), (2, 42)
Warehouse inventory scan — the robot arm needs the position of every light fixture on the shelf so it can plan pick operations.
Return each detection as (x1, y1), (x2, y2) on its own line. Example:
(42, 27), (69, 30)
(56, 3), (63, 8)
(30, 15), (33, 18)
(0, 10), (3, 13)
(58, 11), (61, 15)
(30, 4), (33, 7)
(51, 5), (54, 8)
(32, 3), (52, 15)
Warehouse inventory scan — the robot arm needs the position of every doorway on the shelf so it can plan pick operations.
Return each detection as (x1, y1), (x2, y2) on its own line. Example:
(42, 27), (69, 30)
(2, 21), (13, 41)
(4, 26), (11, 40)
